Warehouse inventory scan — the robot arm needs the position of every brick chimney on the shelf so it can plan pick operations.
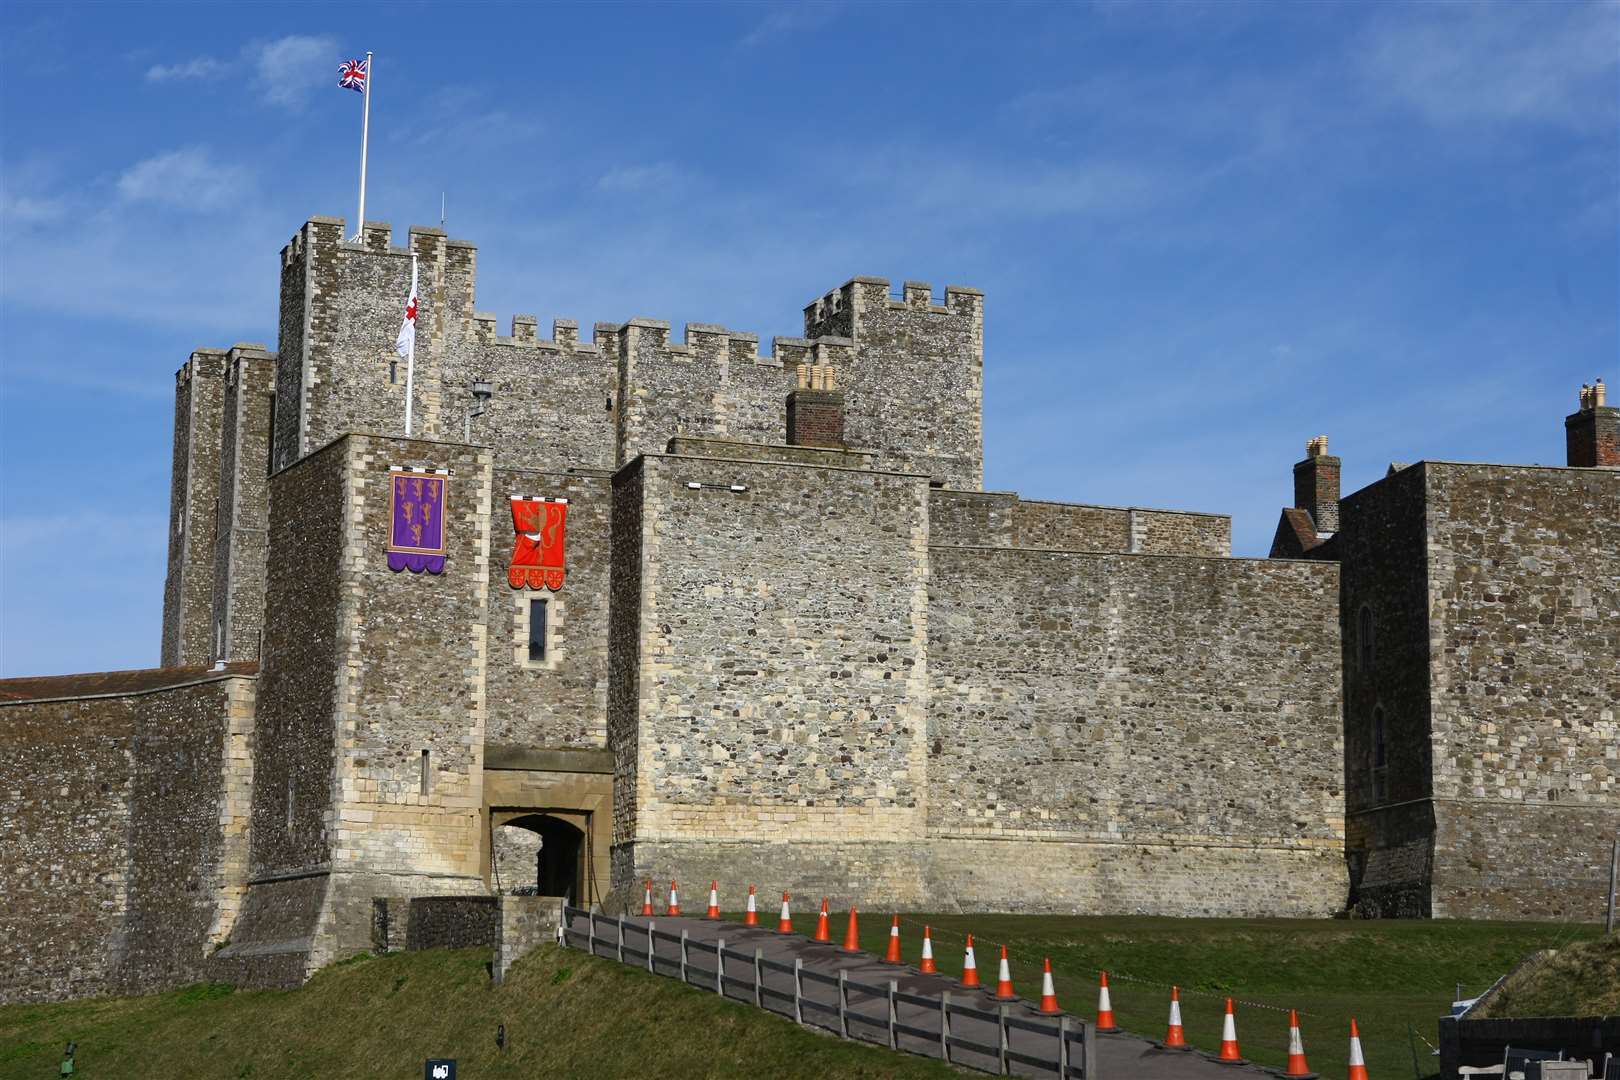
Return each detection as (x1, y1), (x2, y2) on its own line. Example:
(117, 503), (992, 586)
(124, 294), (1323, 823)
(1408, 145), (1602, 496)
(1566, 379), (1618, 468)
(787, 364), (844, 448)
(1293, 435), (1341, 534)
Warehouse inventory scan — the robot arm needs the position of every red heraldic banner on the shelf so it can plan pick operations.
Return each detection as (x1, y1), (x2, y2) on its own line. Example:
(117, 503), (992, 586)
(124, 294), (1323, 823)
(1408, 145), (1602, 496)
(509, 496), (567, 590)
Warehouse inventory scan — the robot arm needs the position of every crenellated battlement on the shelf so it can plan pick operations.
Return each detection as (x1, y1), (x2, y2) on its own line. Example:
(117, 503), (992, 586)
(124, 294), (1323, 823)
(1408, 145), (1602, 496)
(804, 276), (983, 340)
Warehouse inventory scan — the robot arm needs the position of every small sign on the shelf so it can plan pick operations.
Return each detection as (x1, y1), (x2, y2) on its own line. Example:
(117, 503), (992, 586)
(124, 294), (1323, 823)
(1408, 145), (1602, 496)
(424, 1060), (456, 1080)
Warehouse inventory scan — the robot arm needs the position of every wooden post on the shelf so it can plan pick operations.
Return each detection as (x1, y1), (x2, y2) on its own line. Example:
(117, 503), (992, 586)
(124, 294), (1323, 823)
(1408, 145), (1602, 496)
(616, 915), (625, 963)
(941, 990), (952, 1064)
(1607, 836), (1619, 935)
(1058, 1014), (1070, 1077)
(716, 938), (726, 997)
(646, 919), (655, 973)
(754, 948), (764, 1009)
(794, 958), (804, 1025)
(839, 969), (850, 1039)
(998, 1003), (1010, 1075)
(680, 929), (689, 984)
(888, 979), (898, 1050)
(1083, 1019), (1098, 1079)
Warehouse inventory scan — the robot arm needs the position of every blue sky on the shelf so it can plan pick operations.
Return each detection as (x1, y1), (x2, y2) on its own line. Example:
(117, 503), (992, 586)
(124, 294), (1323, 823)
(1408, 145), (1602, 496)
(1, 1), (1615, 677)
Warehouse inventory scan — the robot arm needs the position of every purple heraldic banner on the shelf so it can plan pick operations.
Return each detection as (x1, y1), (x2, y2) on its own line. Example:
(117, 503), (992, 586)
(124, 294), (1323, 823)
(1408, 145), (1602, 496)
(387, 470), (447, 573)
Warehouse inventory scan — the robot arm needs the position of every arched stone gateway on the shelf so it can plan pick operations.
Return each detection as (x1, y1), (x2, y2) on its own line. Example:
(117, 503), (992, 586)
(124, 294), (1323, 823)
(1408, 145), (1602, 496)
(482, 746), (612, 908)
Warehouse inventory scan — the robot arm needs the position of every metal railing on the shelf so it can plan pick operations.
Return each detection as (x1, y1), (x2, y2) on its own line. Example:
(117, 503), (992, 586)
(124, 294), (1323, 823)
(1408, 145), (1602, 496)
(560, 905), (1095, 1078)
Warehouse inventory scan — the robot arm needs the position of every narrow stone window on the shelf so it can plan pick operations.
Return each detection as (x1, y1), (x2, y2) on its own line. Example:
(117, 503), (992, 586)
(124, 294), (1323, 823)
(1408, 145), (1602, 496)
(420, 749), (430, 796)
(605, 395), (613, 412)
(215, 620), (225, 660)
(1358, 606), (1374, 669)
(1371, 708), (1388, 801)
(528, 598), (548, 662)
(389, 359), (398, 384)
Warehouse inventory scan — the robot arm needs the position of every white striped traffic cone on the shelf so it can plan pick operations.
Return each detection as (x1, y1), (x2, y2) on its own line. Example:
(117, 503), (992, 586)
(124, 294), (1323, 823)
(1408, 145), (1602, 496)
(919, 926), (937, 973)
(1284, 1008), (1316, 1077)
(1218, 997), (1246, 1063)
(1096, 972), (1119, 1033)
(743, 885), (758, 926)
(705, 880), (720, 919)
(640, 879), (654, 916)
(666, 880), (681, 916)
(1165, 985), (1188, 1048)
(777, 892), (792, 934)
(992, 945), (1018, 1000)
(961, 934), (980, 988)
(1036, 958), (1062, 1014)
(1347, 1019), (1369, 1080)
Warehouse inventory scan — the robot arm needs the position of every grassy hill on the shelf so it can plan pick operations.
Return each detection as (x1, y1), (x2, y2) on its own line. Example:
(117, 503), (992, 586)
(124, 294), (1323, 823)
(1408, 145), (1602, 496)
(1, 916), (1601, 1080)
(1472, 932), (1620, 1019)
(0, 945), (954, 1079)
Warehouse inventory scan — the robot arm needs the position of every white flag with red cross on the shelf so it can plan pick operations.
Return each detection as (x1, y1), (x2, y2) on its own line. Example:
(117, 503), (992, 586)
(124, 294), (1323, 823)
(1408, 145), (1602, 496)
(395, 258), (417, 359)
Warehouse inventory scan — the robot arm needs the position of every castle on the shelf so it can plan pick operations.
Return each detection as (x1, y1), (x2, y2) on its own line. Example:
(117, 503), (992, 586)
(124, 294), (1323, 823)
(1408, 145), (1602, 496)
(1, 216), (1614, 1004)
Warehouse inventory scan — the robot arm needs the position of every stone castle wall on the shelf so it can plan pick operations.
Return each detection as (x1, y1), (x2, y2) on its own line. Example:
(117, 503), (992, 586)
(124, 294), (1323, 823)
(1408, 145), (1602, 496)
(210, 346), (275, 663)
(926, 546), (1346, 915)
(1422, 463), (1619, 920)
(161, 351), (226, 666)
(1340, 461), (1620, 920)
(484, 468), (613, 751)
(0, 674), (252, 1003)
(269, 219), (985, 489)
(1338, 464), (1437, 916)
(609, 450), (933, 866)
(929, 489), (1231, 556)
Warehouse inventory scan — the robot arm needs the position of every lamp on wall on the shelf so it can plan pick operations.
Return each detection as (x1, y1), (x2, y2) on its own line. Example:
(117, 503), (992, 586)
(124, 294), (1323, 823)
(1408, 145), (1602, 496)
(466, 379), (494, 442)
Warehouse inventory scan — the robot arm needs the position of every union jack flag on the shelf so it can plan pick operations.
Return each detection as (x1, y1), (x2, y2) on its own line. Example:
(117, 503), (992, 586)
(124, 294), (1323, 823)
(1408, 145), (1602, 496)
(338, 58), (368, 94)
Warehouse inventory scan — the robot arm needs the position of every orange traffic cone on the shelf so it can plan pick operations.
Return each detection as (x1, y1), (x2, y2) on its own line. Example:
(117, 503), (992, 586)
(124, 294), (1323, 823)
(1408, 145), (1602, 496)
(640, 879), (654, 917)
(883, 916), (902, 963)
(813, 898), (830, 942)
(841, 908), (860, 952)
(1164, 985), (1188, 1048)
(666, 880), (681, 916)
(993, 945), (1018, 1000)
(1096, 972), (1120, 1033)
(919, 926), (937, 973)
(1347, 1019), (1369, 1080)
(705, 881), (721, 920)
(961, 934), (981, 988)
(1284, 1009), (1316, 1078)
(743, 885), (758, 927)
(1218, 997), (1246, 1063)
(777, 892), (793, 934)
(1036, 958), (1062, 1014)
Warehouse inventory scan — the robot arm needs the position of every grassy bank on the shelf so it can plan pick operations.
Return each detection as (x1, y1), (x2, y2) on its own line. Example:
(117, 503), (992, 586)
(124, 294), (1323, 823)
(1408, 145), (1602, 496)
(0, 945), (954, 1080)
(742, 910), (1602, 1080)
(1473, 932), (1620, 1019)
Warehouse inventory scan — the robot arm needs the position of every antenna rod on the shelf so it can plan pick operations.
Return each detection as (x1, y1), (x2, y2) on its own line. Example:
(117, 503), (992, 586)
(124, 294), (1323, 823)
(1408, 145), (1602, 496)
(440, 192), (445, 229)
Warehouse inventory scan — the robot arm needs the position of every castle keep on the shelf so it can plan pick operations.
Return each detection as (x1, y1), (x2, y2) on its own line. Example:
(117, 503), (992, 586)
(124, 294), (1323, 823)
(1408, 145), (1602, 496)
(1, 216), (1614, 1003)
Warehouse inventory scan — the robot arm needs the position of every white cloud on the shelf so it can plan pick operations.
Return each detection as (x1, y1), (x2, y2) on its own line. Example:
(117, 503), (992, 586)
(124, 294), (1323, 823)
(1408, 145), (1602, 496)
(116, 147), (252, 211)
(249, 34), (338, 108)
(145, 57), (224, 82)
(596, 162), (688, 194)
(1358, 1), (1619, 131)
(739, 3), (841, 49)
(0, 191), (67, 225)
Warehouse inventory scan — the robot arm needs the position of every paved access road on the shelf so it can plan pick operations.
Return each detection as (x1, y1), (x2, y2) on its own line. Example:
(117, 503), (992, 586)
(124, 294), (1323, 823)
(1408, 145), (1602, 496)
(562, 908), (1282, 1080)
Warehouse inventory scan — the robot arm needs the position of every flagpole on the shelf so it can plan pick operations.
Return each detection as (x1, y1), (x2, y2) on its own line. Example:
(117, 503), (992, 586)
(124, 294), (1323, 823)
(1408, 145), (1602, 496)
(404, 253), (417, 436)
(355, 50), (373, 241)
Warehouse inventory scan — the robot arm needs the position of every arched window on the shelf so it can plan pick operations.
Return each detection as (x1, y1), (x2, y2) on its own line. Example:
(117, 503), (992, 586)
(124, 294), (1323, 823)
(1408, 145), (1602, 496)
(1358, 606), (1374, 669)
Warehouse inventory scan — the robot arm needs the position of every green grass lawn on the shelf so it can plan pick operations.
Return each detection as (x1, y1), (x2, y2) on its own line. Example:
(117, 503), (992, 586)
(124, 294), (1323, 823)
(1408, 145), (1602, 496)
(0, 945), (955, 1080)
(736, 910), (1603, 1080)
